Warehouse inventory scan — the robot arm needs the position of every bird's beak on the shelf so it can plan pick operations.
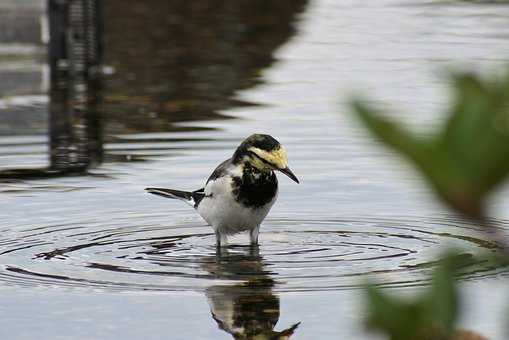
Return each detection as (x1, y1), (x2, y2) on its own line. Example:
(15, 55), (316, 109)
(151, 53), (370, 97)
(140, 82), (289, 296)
(279, 167), (299, 183)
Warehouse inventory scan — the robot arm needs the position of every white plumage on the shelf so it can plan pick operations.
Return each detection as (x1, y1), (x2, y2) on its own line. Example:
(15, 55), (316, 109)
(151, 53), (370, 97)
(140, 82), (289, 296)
(197, 167), (278, 245)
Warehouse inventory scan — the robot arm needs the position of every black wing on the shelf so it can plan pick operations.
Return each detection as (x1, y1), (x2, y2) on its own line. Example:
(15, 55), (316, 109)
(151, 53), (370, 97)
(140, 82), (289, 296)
(206, 158), (231, 184)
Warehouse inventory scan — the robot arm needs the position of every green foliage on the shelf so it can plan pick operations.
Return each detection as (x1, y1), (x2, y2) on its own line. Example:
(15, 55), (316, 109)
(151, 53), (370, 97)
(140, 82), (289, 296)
(365, 252), (468, 340)
(351, 69), (509, 339)
(352, 70), (509, 221)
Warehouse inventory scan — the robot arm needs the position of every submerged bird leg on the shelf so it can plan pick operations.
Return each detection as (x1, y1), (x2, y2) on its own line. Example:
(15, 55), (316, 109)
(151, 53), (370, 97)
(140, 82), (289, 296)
(215, 244), (228, 257)
(249, 226), (260, 245)
(248, 243), (260, 257)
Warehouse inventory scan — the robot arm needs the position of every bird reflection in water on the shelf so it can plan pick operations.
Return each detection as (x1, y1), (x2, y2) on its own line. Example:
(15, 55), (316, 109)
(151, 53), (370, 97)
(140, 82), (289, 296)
(203, 246), (300, 340)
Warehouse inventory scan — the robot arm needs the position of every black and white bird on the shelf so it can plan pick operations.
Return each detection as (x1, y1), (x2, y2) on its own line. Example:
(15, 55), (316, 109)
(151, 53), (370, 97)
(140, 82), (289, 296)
(145, 134), (299, 246)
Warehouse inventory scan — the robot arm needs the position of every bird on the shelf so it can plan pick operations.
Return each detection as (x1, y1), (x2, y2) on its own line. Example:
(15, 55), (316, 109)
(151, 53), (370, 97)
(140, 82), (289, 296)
(145, 134), (299, 246)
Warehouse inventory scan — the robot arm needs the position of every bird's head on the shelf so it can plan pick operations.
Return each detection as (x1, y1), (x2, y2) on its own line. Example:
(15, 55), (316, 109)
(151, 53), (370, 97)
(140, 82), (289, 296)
(233, 134), (299, 183)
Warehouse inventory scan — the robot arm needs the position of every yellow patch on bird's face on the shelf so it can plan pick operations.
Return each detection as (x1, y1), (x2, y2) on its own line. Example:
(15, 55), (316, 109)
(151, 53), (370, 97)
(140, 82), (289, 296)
(247, 146), (288, 170)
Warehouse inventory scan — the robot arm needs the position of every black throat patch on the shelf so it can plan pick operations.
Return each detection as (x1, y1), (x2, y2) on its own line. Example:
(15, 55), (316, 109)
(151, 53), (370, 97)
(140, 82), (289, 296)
(231, 164), (278, 208)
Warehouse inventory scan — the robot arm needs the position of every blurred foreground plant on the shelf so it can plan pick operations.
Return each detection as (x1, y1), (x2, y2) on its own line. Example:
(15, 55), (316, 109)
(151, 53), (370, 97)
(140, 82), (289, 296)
(365, 252), (492, 340)
(352, 71), (509, 223)
(351, 69), (509, 340)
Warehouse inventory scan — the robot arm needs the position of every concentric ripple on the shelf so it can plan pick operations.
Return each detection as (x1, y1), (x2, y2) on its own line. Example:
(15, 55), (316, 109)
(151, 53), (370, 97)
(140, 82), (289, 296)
(0, 215), (506, 292)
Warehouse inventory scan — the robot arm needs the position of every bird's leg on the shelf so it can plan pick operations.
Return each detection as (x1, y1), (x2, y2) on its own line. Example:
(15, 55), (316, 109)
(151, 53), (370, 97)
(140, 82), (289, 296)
(249, 226), (260, 245)
(215, 230), (228, 247)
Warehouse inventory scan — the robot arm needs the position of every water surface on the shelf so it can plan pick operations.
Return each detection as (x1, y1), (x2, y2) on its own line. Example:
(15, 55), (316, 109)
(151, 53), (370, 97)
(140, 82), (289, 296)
(2, 1), (509, 339)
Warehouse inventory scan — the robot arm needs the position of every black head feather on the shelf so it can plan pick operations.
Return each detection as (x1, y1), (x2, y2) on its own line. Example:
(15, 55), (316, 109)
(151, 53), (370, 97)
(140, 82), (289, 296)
(243, 134), (280, 151)
(233, 134), (281, 163)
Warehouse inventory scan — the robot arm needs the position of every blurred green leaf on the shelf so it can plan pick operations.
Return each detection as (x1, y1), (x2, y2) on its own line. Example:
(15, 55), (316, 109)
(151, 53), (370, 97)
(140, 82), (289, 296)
(365, 252), (468, 340)
(425, 253), (464, 334)
(351, 70), (509, 221)
(365, 284), (426, 340)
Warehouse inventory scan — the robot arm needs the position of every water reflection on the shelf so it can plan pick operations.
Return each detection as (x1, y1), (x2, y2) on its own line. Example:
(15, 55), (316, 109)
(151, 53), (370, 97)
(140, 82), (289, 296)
(204, 246), (300, 339)
(101, 0), (308, 134)
(0, 0), (308, 178)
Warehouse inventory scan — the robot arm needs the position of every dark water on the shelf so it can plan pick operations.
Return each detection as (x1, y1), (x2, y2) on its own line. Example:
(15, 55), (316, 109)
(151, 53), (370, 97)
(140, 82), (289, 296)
(2, 1), (509, 339)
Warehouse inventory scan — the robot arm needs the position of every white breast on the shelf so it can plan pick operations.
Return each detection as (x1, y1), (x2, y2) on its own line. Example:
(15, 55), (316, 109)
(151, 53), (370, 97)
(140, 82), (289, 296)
(197, 175), (277, 235)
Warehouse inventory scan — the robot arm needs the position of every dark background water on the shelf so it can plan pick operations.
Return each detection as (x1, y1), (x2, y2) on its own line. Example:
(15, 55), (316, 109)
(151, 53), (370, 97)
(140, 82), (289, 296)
(1, 1), (509, 339)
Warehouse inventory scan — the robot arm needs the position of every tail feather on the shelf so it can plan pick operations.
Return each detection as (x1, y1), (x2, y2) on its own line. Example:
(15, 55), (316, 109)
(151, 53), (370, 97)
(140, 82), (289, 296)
(145, 187), (194, 205)
(278, 322), (301, 337)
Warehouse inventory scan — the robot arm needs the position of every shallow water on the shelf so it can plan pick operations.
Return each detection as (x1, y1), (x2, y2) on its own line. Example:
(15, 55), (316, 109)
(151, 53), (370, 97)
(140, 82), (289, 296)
(2, 0), (509, 339)
(0, 216), (504, 293)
